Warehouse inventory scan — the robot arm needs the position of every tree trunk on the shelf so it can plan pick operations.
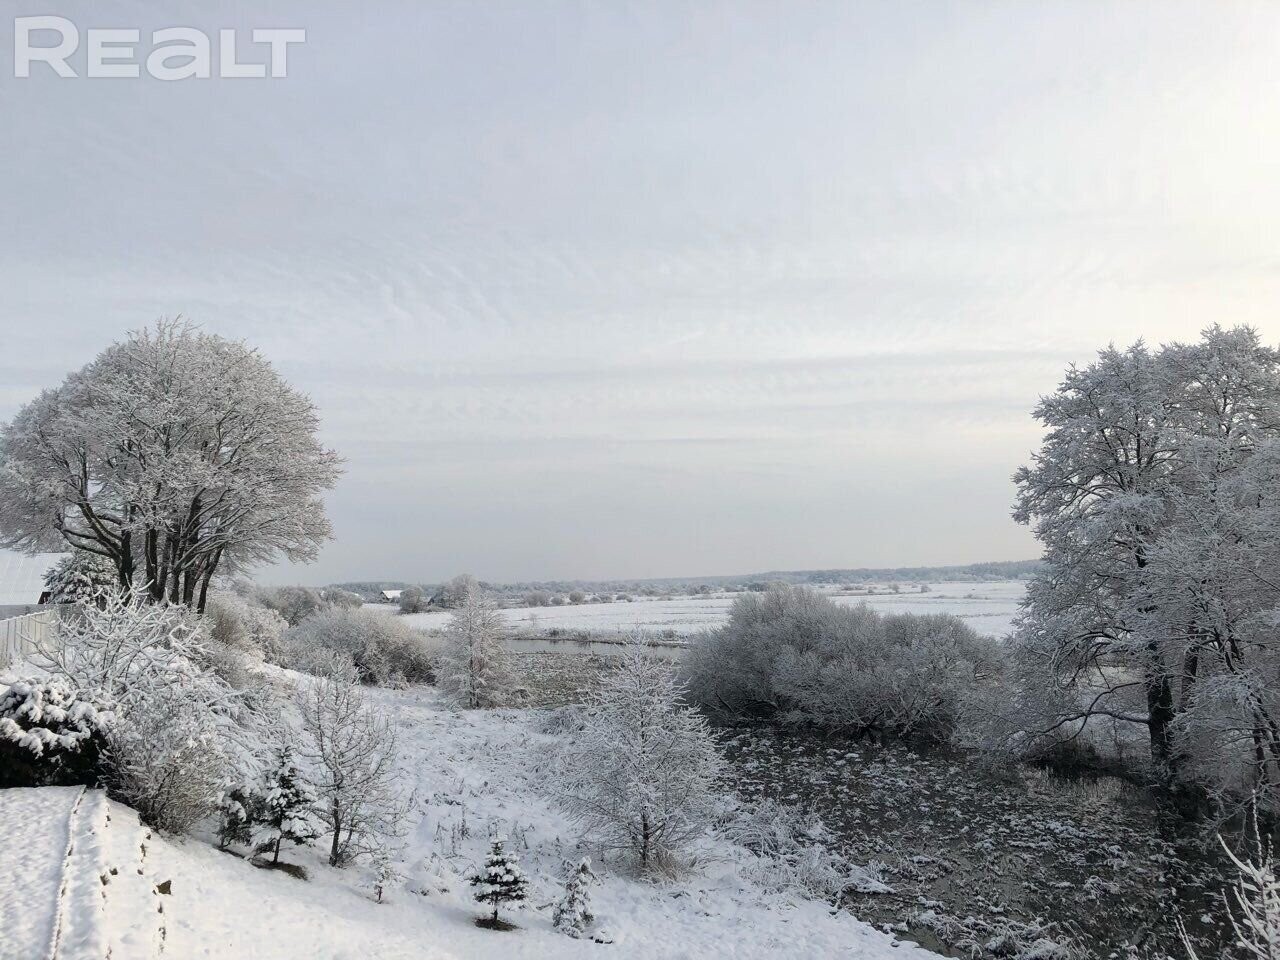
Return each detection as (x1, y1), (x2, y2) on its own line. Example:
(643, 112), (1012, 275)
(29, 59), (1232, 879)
(1145, 662), (1175, 777)
(329, 802), (342, 866)
(272, 834), (281, 865)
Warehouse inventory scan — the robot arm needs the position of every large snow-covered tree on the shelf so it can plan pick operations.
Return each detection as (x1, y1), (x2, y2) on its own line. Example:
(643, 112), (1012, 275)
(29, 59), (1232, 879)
(549, 645), (724, 875)
(0, 321), (342, 612)
(1011, 325), (1280, 810)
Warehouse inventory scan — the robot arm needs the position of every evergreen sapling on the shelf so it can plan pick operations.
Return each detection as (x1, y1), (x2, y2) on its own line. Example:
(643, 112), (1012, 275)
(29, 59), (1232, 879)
(552, 857), (596, 938)
(260, 747), (319, 865)
(471, 838), (529, 927)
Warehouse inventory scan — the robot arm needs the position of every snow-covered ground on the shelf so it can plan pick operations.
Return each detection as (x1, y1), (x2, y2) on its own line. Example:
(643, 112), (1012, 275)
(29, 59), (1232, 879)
(392, 580), (1026, 639)
(0, 677), (941, 960)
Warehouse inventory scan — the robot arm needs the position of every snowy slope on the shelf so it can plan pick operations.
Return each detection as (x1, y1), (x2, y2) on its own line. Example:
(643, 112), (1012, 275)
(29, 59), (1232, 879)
(0, 681), (943, 959)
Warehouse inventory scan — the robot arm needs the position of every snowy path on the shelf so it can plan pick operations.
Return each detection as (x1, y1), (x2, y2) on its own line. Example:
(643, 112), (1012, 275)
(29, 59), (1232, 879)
(0, 786), (85, 960)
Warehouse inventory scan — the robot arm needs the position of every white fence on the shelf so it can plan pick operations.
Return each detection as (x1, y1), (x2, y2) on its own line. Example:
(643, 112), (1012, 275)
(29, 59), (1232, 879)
(0, 609), (58, 668)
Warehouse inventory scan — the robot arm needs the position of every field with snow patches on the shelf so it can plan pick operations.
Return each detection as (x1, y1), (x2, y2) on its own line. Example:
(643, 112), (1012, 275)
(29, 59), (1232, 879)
(0, 665), (940, 960)
(393, 580), (1026, 640)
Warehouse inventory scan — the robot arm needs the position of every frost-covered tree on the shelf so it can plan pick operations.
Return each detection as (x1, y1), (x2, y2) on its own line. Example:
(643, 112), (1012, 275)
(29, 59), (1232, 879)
(260, 747), (319, 865)
(434, 574), (479, 609)
(438, 591), (513, 708)
(1009, 326), (1280, 808)
(552, 858), (596, 938)
(550, 646), (724, 875)
(42, 552), (119, 606)
(257, 585), (327, 627)
(297, 674), (405, 866)
(397, 587), (426, 614)
(471, 838), (529, 926)
(0, 321), (342, 611)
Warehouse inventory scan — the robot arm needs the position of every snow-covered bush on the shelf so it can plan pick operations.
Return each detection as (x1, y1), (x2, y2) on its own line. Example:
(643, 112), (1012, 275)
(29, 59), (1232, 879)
(471, 838), (529, 927)
(438, 591), (513, 708)
(0, 678), (113, 787)
(297, 674), (406, 866)
(36, 592), (270, 831)
(204, 591), (288, 660)
(552, 858), (596, 938)
(106, 682), (232, 832)
(686, 585), (1000, 742)
(324, 588), (365, 610)
(280, 607), (435, 685)
(217, 786), (263, 850)
(548, 646), (724, 876)
(42, 552), (119, 606)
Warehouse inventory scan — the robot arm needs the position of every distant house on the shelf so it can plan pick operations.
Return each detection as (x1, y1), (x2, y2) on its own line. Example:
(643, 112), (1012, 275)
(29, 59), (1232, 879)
(380, 589), (403, 602)
(0, 549), (66, 610)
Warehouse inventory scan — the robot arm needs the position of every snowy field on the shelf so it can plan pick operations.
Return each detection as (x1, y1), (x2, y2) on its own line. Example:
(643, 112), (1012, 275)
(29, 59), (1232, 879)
(0, 673), (941, 960)
(391, 580), (1026, 640)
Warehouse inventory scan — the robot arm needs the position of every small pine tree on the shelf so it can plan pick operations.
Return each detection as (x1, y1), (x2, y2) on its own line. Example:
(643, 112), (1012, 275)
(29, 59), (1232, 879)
(216, 787), (261, 850)
(260, 747), (319, 865)
(471, 838), (530, 926)
(371, 848), (403, 903)
(552, 858), (596, 938)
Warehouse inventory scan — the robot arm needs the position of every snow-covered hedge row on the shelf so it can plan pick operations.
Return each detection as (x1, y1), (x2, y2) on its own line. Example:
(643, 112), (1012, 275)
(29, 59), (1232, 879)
(686, 585), (1000, 742)
(0, 678), (113, 787)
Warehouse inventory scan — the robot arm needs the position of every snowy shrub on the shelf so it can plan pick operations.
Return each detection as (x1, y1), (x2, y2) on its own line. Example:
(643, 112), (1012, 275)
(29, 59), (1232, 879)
(0, 678), (113, 787)
(548, 646), (724, 876)
(471, 838), (529, 927)
(438, 591), (513, 708)
(297, 674), (407, 866)
(553, 858), (597, 938)
(36, 592), (270, 831)
(324, 588), (365, 610)
(204, 591), (288, 660)
(686, 585), (1000, 742)
(280, 607), (436, 685)
(106, 683), (232, 832)
(42, 552), (119, 606)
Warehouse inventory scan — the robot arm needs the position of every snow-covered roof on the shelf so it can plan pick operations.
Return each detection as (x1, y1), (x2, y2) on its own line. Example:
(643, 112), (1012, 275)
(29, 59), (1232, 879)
(0, 550), (65, 605)
(380, 589), (402, 601)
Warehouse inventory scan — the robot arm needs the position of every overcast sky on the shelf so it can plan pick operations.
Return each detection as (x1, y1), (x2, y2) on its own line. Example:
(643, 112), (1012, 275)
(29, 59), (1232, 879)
(2, 1), (1279, 584)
